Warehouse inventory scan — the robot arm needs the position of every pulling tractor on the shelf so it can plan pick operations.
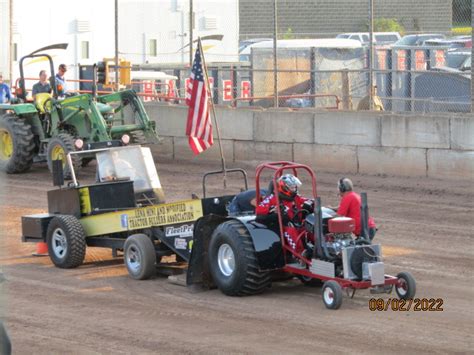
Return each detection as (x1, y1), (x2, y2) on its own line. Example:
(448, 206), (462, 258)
(0, 51), (158, 178)
(21, 149), (415, 309)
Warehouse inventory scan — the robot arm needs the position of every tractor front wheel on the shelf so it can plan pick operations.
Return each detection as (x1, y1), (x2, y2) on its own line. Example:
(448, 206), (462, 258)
(47, 133), (82, 179)
(0, 114), (35, 173)
(130, 130), (148, 145)
(322, 280), (343, 310)
(46, 215), (86, 269)
(124, 234), (157, 280)
(395, 272), (416, 300)
(208, 220), (271, 296)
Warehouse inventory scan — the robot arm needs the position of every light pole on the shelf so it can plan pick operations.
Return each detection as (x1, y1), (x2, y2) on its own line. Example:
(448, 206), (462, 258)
(273, 0), (278, 107)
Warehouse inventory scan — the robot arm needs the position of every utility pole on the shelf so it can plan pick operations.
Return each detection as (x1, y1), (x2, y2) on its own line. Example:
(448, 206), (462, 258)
(368, 0), (374, 110)
(189, 0), (193, 66)
(273, 0), (278, 107)
(9, 0), (13, 84)
(114, 0), (119, 91)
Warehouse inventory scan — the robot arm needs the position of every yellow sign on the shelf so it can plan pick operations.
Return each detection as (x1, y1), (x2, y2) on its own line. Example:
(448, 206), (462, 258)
(80, 199), (203, 237)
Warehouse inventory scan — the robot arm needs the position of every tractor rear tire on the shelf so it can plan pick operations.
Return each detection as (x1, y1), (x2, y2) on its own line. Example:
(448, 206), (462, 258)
(322, 280), (343, 310)
(0, 114), (35, 173)
(47, 133), (82, 179)
(208, 220), (271, 296)
(124, 234), (157, 280)
(46, 215), (86, 269)
(395, 272), (416, 300)
(130, 130), (148, 145)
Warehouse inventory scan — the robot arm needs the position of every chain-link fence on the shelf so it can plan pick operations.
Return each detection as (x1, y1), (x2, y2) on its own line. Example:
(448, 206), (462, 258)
(239, 0), (472, 112)
(141, 0), (472, 113)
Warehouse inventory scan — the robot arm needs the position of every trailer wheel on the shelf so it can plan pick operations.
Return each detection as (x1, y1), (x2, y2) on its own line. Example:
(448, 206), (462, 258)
(395, 272), (416, 300)
(46, 215), (86, 269)
(322, 280), (343, 310)
(124, 234), (156, 280)
(208, 220), (271, 296)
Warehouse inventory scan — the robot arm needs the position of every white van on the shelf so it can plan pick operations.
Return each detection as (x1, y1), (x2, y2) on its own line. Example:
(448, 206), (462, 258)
(336, 32), (401, 45)
(239, 38), (362, 61)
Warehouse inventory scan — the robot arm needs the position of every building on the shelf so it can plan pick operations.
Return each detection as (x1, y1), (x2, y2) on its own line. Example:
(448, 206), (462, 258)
(239, 0), (453, 39)
(0, 0), (239, 87)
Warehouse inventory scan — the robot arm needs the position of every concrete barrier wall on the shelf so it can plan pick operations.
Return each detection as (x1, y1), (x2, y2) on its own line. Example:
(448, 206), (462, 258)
(145, 103), (474, 180)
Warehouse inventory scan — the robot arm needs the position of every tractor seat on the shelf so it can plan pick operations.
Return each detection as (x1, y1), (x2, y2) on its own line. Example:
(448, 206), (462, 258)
(35, 93), (53, 113)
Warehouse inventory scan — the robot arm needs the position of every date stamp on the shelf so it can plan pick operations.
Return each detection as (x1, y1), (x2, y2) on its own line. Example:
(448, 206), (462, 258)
(368, 298), (444, 311)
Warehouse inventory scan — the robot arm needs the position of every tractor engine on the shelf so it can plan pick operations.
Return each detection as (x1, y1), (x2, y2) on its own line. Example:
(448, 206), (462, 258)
(325, 217), (356, 258)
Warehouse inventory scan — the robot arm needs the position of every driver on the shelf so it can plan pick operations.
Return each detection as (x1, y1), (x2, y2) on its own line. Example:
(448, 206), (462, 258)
(256, 174), (314, 258)
(100, 150), (137, 182)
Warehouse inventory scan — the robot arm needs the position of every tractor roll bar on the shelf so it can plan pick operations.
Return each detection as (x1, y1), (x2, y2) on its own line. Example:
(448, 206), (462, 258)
(255, 161), (318, 264)
(202, 168), (248, 198)
(19, 53), (58, 99)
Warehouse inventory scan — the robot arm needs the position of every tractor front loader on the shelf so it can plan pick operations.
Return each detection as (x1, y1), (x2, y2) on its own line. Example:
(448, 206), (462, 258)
(0, 52), (158, 178)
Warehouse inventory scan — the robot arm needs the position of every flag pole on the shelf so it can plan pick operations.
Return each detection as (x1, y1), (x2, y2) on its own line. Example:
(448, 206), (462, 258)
(198, 37), (227, 187)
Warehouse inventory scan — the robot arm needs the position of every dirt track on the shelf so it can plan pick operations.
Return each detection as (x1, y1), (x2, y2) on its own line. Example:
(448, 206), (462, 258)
(1, 159), (473, 354)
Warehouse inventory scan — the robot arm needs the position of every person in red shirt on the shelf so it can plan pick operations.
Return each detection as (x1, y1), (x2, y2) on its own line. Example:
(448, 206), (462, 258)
(336, 178), (377, 240)
(256, 174), (314, 257)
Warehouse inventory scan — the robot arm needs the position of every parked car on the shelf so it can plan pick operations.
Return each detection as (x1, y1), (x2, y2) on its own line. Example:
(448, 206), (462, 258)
(336, 32), (401, 45)
(424, 37), (472, 49)
(445, 50), (471, 71)
(393, 34), (446, 47)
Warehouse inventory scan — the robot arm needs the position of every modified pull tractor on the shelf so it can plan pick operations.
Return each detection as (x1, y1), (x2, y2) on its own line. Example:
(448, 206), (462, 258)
(187, 161), (416, 309)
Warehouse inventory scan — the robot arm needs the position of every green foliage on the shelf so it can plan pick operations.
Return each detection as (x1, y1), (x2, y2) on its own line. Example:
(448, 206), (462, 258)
(280, 27), (295, 40)
(369, 18), (405, 35)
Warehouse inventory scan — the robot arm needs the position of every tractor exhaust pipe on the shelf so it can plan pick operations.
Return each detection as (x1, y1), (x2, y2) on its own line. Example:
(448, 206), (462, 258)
(313, 197), (323, 259)
(360, 192), (370, 242)
(313, 197), (334, 261)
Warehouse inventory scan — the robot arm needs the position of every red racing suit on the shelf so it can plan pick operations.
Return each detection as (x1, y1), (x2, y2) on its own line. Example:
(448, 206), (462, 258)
(255, 193), (313, 255)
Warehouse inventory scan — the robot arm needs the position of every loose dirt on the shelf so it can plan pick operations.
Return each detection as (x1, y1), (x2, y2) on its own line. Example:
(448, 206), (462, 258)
(1, 159), (473, 354)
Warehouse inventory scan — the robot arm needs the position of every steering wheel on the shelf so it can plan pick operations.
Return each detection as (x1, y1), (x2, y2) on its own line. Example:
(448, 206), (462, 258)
(290, 209), (309, 228)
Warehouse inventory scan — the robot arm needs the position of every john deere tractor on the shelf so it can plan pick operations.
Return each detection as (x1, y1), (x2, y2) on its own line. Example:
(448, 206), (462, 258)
(0, 51), (158, 178)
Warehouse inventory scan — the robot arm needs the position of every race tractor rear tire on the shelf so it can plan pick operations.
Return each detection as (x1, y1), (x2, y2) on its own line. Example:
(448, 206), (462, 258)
(0, 114), (35, 173)
(208, 220), (271, 296)
(47, 133), (82, 179)
(124, 234), (157, 280)
(46, 215), (86, 269)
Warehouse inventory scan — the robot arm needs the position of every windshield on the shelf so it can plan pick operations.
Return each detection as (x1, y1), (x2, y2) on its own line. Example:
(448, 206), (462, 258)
(395, 34), (444, 46)
(96, 146), (162, 194)
(446, 53), (470, 69)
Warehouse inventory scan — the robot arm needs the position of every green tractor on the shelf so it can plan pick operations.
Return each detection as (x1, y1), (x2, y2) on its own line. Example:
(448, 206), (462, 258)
(0, 52), (158, 178)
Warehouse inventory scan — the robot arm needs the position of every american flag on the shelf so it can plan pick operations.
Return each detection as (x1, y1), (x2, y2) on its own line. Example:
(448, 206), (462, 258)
(185, 46), (213, 155)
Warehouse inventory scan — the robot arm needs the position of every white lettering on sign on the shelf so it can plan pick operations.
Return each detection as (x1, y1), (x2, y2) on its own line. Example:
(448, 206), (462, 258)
(223, 79), (232, 101)
(165, 224), (194, 237)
